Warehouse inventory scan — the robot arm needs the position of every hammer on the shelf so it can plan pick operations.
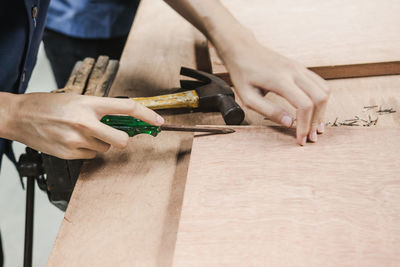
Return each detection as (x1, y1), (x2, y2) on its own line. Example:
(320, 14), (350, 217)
(129, 67), (245, 125)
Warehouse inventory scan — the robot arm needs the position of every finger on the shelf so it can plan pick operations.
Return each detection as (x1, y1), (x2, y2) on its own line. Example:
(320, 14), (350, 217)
(295, 74), (329, 142)
(83, 137), (111, 153)
(268, 80), (314, 146)
(89, 97), (164, 126)
(240, 87), (293, 127)
(307, 70), (331, 133)
(89, 121), (130, 149)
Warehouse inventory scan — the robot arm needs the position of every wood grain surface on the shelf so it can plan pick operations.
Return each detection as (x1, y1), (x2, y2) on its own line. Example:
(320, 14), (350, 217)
(173, 127), (400, 267)
(211, 0), (400, 77)
(47, 1), (222, 266)
(243, 75), (400, 128)
(47, 0), (400, 266)
(215, 61), (400, 84)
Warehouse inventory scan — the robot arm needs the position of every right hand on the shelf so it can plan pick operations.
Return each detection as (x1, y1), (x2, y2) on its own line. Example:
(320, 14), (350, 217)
(6, 92), (164, 159)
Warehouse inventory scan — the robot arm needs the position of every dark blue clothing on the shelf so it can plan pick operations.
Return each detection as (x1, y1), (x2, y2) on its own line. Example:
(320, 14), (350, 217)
(46, 0), (140, 39)
(0, 0), (50, 168)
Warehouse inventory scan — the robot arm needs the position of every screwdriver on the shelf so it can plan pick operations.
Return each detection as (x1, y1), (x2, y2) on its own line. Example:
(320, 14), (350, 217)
(101, 115), (235, 137)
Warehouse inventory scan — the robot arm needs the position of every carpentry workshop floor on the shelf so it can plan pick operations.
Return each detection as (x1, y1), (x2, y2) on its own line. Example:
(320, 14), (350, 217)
(0, 45), (64, 267)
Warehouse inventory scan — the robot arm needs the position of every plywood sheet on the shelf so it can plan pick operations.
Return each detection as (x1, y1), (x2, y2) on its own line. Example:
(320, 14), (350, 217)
(211, 0), (400, 74)
(173, 127), (400, 267)
(47, 1), (221, 266)
(47, 0), (400, 265)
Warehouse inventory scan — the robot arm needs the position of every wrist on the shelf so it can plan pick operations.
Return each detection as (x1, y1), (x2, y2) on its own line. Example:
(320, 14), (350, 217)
(0, 92), (23, 140)
(210, 24), (259, 66)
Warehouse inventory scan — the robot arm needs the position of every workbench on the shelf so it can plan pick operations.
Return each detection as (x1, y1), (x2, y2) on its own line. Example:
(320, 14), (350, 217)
(47, 1), (400, 266)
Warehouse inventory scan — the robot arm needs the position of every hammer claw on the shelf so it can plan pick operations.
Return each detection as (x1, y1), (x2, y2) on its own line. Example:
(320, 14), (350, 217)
(180, 80), (206, 90)
(179, 67), (245, 125)
(180, 67), (211, 83)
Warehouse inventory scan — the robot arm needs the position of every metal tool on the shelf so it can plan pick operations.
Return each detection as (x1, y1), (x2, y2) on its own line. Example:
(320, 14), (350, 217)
(128, 67), (245, 125)
(17, 148), (46, 267)
(101, 115), (235, 136)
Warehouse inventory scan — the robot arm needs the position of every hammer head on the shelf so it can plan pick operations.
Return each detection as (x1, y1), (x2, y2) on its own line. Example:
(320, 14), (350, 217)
(180, 67), (245, 125)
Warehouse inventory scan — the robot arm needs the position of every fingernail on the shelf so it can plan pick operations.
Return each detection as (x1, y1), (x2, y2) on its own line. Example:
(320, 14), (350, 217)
(281, 115), (293, 128)
(300, 136), (307, 146)
(317, 122), (325, 133)
(156, 115), (164, 125)
(309, 131), (318, 142)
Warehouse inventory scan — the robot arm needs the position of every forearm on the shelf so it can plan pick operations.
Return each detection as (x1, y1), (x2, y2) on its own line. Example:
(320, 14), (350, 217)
(165, 0), (330, 146)
(0, 92), (21, 140)
(163, 0), (256, 61)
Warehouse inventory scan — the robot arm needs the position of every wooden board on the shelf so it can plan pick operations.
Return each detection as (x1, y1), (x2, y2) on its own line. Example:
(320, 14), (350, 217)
(215, 61), (400, 85)
(47, 0), (400, 265)
(46, 1), (222, 266)
(173, 127), (400, 267)
(211, 0), (400, 77)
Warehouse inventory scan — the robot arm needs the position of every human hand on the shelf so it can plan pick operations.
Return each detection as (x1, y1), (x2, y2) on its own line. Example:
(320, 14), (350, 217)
(221, 38), (331, 145)
(5, 93), (164, 159)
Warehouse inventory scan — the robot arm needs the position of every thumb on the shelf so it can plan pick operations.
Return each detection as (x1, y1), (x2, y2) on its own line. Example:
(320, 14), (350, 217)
(90, 97), (165, 126)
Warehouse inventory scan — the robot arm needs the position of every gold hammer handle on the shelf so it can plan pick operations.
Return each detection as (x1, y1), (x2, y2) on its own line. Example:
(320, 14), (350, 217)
(132, 90), (199, 110)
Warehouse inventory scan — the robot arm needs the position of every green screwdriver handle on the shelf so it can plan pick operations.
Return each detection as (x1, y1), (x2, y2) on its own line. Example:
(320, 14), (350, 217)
(100, 115), (162, 137)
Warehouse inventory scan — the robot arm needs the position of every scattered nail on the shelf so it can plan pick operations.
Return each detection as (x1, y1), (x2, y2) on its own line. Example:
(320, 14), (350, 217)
(281, 115), (293, 128)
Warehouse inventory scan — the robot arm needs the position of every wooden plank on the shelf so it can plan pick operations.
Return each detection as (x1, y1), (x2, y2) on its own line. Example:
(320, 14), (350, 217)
(46, 1), (222, 266)
(211, 0), (400, 78)
(47, 0), (400, 265)
(308, 61), (400, 80)
(215, 61), (400, 85)
(173, 126), (400, 267)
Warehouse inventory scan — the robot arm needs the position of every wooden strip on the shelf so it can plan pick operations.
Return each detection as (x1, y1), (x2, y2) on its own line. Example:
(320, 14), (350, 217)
(215, 61), (400, 86)
(173, 126), (400, 267)
(310, 61), (400, 80)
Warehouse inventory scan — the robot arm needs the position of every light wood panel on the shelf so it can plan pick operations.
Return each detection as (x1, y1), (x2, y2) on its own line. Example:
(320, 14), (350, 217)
(211, 0), (400, 77)
(215, 61), (400, 84)
(47, 0), (400, 265)
(173, 126), (400, 267)
(47, 1), (222, 266)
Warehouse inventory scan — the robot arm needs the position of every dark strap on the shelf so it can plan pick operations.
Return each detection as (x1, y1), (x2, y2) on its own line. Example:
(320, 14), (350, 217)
(3, 140), (23, 188)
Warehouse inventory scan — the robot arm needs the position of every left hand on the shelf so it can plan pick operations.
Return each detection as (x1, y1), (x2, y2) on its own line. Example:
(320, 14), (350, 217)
(220, 36), (331, 145)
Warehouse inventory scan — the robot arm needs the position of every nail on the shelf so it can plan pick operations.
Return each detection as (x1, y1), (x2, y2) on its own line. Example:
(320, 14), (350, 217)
(300, 136), (307, 146)
(317, 122), (325, 133)
(309, 131), (317, 142)
(156, 115), (165, 125)
(281, 115), (293, 128)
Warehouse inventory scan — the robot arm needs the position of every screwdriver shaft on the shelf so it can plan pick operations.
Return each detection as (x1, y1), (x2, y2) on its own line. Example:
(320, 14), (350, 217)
(161, 125), (235, 134)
